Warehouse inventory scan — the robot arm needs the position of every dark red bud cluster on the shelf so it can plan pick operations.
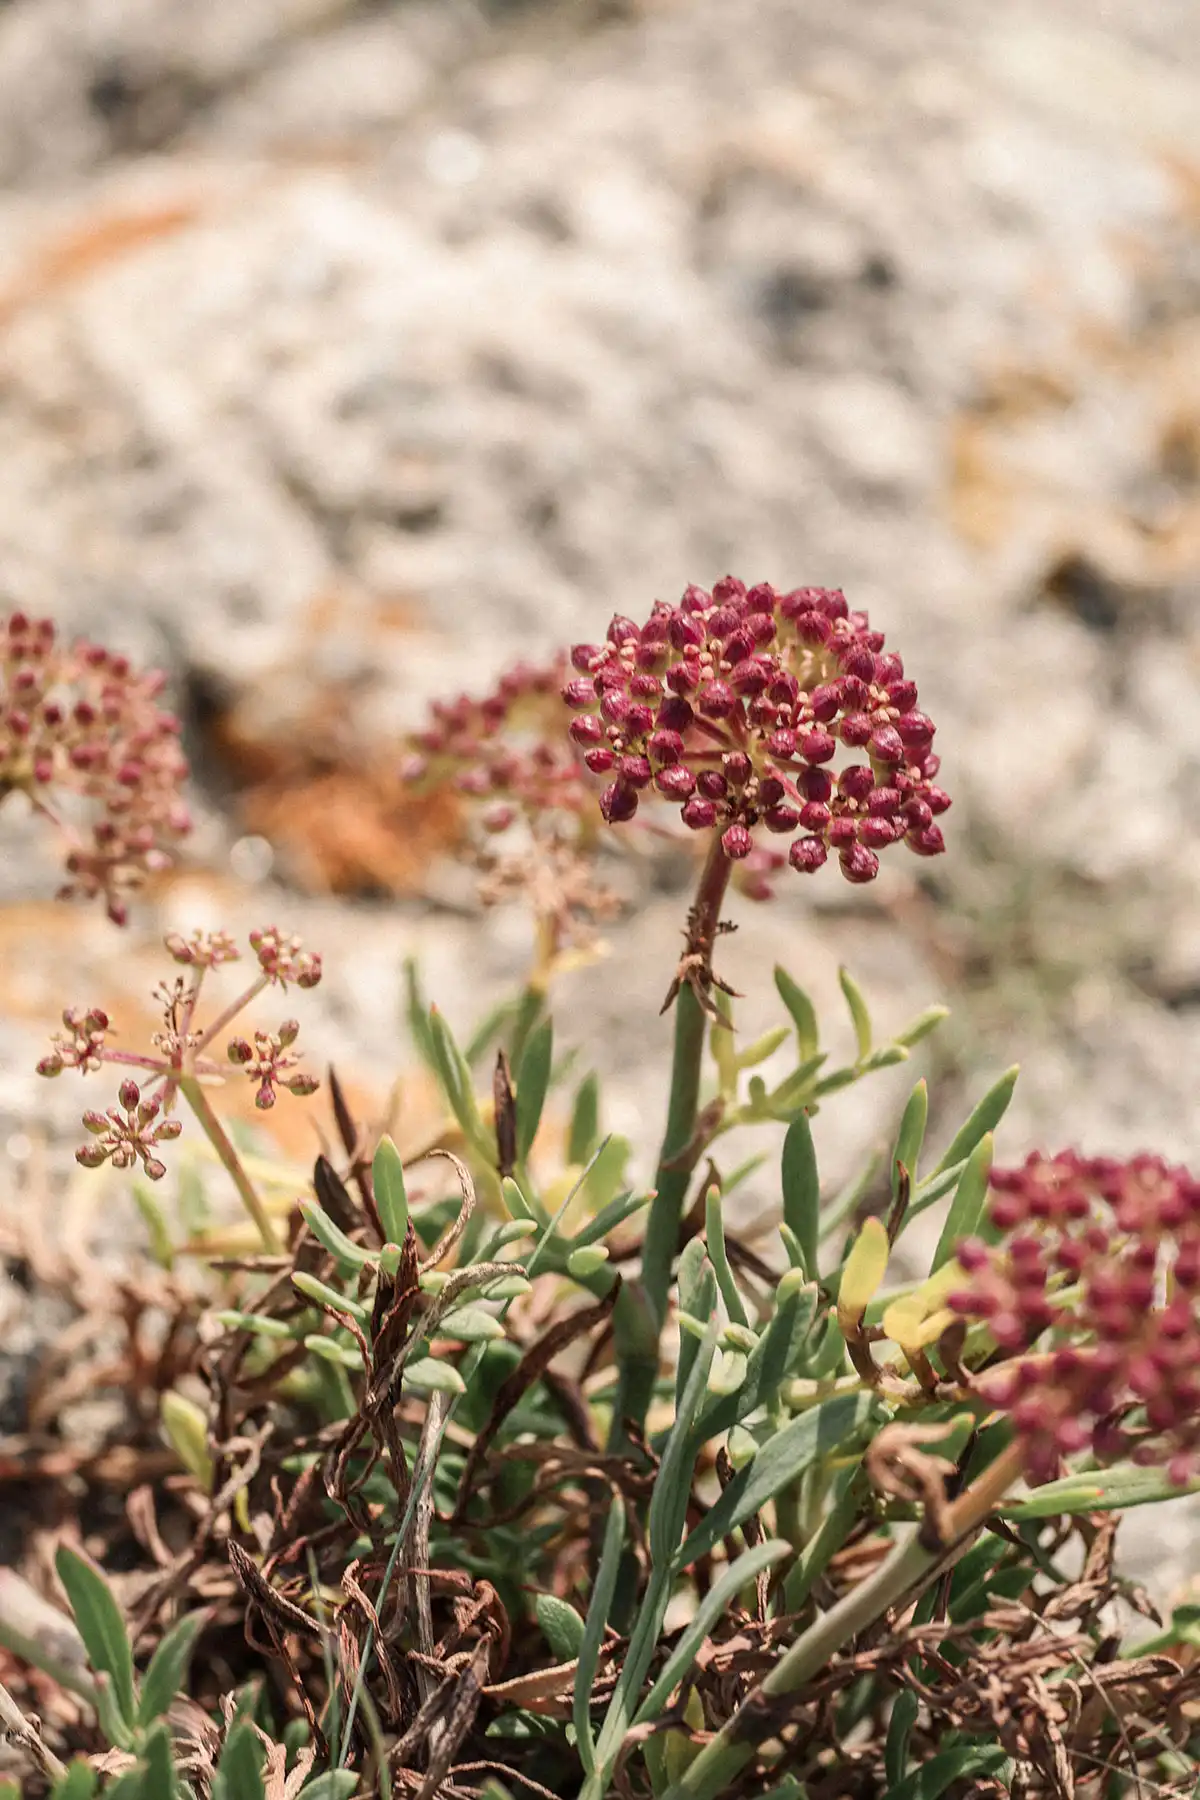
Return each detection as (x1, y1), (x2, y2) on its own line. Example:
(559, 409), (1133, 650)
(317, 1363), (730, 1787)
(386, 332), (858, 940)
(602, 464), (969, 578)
(2, 611), (192, 923)
(564, 579), (947, 885)
(948, 1152), (1200, 1484)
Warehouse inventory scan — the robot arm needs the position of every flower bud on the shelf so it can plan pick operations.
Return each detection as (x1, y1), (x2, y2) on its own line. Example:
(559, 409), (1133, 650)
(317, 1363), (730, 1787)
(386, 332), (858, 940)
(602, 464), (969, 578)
(656, 765), (696, 800)
(722, 824), (753, 859)
(681, 797), (717, 831)
(789, 836), (828, 874)
(600, 781), (638, 824)
(118, 1078), (141, 1111)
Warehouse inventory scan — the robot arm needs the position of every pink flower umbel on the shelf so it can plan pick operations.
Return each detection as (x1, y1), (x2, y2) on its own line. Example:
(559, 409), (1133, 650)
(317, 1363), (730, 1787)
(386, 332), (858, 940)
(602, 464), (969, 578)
(564, 579), (948, 887)
(402, 658), (617, 962)
(1, 611), (192, 923)
(948, 1152), (1200, 1484)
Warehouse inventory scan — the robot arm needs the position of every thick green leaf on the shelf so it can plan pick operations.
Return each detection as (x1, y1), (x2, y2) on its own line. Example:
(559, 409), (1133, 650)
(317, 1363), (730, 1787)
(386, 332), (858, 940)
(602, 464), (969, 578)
(774, 966), (819, 1061)
(54, 1546), (137, 1736)
(780, 1112), (820, 1280)
(536, 1593), (586, 1662)
(371, 1135), (409, 1245)
(931, 1133), (993, 1271)
(137, 1609), (206, 1727)
(678, 1390), (877, 1567)
(884, 1690), (918, 1787)
(893, 1005), (950, 1049)
(635, 1538), (789, 1726)
(573, 1495), (626, 1773)
(1001, 1463), (1200, 1520)
(214, 1720), (266, 1800)
(838, 966), (872, 1062)
(299, 1776), (360, 1799)
(675, 1240), (717, 1406)
(140, 1723), (179, 1798)
(930, 1067), (1018, 1177)
(881, 1743), (1007, 1798)
(515, 1019), (554, 1162)
(51, 1763), (98, 1800)
(568, 1072), (601, 1165)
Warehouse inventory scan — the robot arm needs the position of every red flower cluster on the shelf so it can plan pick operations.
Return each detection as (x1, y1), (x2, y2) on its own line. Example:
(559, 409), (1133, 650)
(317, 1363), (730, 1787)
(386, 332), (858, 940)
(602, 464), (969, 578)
(1, 612), (191, 924)
(948, 1152), (1200, 1483)
(402, 658), (589, 833)
(563, 579), (948, 883)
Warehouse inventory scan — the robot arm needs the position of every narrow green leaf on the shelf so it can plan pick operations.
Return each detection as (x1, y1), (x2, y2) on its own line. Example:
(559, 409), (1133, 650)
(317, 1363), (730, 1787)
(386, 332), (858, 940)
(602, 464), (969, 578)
(570, 1188), (649, 1250)
(892, 1080), (928, 1202)
(371, 1135), (409, 1245)
(1001, 1464), (1200, 1520)
(931, 1066), (1018, 1177)
(536, 1593), (586, 1662)
(678, 1390), (877, 1567)
(573, 1495), (626, 1773)
(568, 1072), (601, 1165)
(634, 1540), (789, 1726)
(704, 1186), (748, 1328)
(298, 1200), (374, 1272)
(137, 1610), (206, 1727)
(780, 1112), (820, 1281)
(298, 1776), (360, 1799)
(292, 1272), (368, 1323)
(735, 1025), (791, 1073)
(304, 1334), (364, 1370)
(774, 966), (819, 1061)
(880, 1743), (1007, 1798)
(428, 1007), (485, 1146)
(103, 1772), (149, 1800)
(508, 983), (545, 1070)
(566, 1245), (610, 1279)
(55, 1545), (137, 1734)
(515, 1019), (554, 1162)
(214, 1720), (266, 1800)
(140, 1723), (179, 1798)
(838, 966), (872, 1061)
(893, 1004), (950, 1049)
(403, 959), (437, 1069)
(214, 1309), (296, 1340)
(932, 1133), (993, 1271)
(650, 1316), (720, 1568)
(885, 1689), (919, 1786)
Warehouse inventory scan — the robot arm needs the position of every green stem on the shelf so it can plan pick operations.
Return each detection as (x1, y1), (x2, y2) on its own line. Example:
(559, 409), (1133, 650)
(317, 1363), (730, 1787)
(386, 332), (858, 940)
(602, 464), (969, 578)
(610, 840), (733, 1442)
(178, 1074), (282, 1254)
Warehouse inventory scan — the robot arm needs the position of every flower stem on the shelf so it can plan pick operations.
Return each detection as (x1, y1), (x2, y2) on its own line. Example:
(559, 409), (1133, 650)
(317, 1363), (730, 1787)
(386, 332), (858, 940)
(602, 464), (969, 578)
(610, 838), (733, 1443)
(178, 1073), (282, 1255)
(665, 1438), (1027, 1800)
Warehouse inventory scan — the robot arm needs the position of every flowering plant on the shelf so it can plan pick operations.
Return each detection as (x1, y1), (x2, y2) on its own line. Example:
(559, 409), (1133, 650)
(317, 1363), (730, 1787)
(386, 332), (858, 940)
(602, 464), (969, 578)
(4, 596), (1200, 1800)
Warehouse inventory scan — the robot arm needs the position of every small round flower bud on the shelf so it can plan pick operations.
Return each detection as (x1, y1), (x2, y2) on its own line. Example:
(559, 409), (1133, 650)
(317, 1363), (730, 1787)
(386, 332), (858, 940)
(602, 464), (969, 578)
(765, 804), (801, 832)
(789, 836), (828, 874)
(896, 711), (935, 748)
(697, 770), (729, 801)
(868, 726), (904, 763)
(681, 797), (717, 830)
(569, 715), (604, 747)
(800, 730), (836, 764)
(562, 679), (597, 710)
(722, 823), (753, 859)
(907, 824), (946, 857)
(840, 844), (880, 884)
(600, 781), (639, 824)
(768, 728), (797, 758)
(697, 681), (735, 719)
(570, 644), (601, 672)
(584, 748), (615, 775)
(799, 801), (831, 831)
(118, 1078), (141, 1111)
(839, 765), (875, 802)
(618, 755), (653, 788)
(723, 752), (752, 786)
(656, 765), (696, 800)
(647, 729), (684, 765)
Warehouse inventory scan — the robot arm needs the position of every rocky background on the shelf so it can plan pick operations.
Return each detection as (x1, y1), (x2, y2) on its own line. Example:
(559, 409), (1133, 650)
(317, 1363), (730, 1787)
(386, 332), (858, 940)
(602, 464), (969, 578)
(1, 0), (1199, 1590)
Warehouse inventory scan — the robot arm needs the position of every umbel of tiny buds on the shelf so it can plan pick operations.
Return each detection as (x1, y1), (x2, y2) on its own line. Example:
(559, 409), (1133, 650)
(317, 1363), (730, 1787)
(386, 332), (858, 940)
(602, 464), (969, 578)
(36, 927), (322, 1210)
(948, 1151), (1200, 1484)
(1, 610), (192, 923)
(564, 578), (948, 886)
